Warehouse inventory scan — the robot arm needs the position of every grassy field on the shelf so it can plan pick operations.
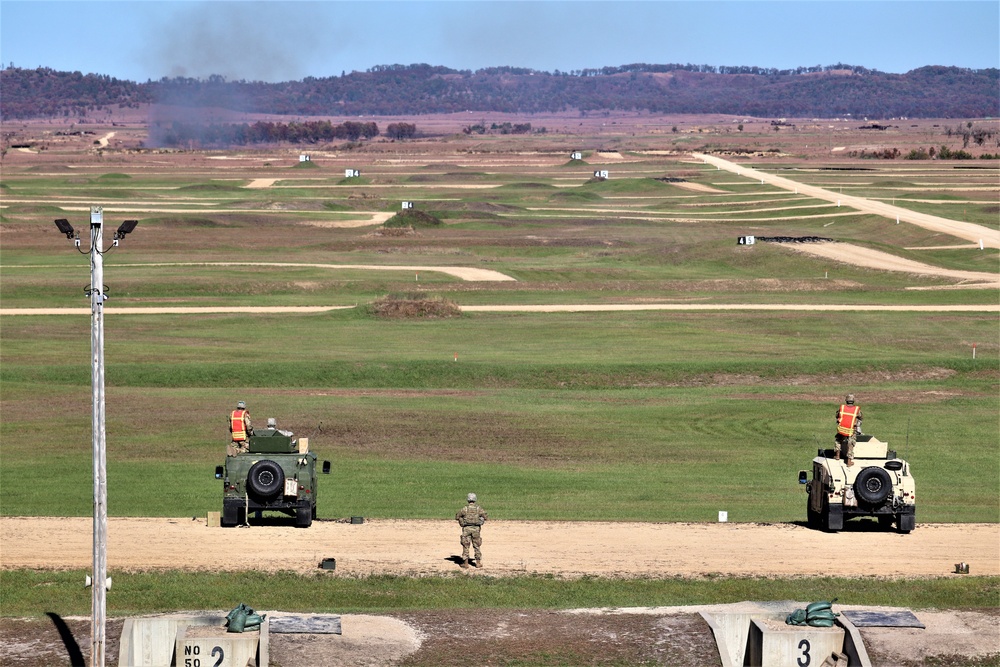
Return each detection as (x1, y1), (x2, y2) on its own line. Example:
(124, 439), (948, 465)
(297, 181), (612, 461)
(1, 570), (996, 616)
(1, 142), (997, 524)
(1, 308), (996, 521)
(0, 132), (997, 627)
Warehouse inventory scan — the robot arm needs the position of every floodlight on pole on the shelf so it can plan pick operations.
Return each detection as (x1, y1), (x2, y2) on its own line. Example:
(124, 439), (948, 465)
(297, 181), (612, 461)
(52, 206), (138, 667)
(112, 220), (138, 247)
(54, 218), (75, 238)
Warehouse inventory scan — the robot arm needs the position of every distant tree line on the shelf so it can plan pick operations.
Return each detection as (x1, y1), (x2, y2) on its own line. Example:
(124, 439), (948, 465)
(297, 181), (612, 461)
(385, 122), (417, 139)
(463, 122), (534, 135)
(150, 119), (380, 147)
(2, 63), (997, 120)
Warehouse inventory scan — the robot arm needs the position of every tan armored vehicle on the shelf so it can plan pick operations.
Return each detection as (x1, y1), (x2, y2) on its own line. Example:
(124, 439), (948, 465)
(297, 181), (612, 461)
(799, 434), (915, 533)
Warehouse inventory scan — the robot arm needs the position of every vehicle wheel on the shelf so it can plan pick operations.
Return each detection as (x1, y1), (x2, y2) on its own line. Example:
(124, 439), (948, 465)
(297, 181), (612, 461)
(878, 514), (894, 529)
(296, 506), (312, 528)
(246, 460), (284, 500)
(807, 504), (820, 529)
(312, 505), (317, 520)
(854, 467), (892, 505)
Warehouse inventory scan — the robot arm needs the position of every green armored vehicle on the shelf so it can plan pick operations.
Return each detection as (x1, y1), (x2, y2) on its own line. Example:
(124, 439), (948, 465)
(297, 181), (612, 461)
(215, 420), (330, 528)
(798, 434), (915, 533)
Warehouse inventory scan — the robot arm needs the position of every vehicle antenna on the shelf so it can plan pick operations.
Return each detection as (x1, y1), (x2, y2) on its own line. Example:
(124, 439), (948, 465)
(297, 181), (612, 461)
(904, 414), (910, 455)
(306, 420), (323, 438)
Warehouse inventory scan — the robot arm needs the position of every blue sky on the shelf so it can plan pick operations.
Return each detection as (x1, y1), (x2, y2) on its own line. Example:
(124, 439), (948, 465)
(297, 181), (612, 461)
(2, 1), (998, 82)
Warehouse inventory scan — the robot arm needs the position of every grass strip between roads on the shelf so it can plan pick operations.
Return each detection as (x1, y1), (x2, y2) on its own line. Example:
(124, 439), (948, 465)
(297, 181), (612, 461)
(1, 570), (996, 617)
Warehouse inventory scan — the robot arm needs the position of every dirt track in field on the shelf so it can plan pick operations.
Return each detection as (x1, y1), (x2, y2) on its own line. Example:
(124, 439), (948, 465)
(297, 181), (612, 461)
(2, 517), (996, 577)
(693, 153), (1000, 249)
(2, 304), (997, 316)
(785, 241), (999, 287)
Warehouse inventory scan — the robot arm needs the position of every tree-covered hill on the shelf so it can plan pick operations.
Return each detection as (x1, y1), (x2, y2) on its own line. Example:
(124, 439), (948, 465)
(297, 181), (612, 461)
(2, 62), (997, 120)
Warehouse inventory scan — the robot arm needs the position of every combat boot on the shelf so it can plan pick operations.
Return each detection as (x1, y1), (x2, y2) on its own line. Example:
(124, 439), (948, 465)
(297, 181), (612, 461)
(473, 558), (482, 568)
(460, 559), (469, 569)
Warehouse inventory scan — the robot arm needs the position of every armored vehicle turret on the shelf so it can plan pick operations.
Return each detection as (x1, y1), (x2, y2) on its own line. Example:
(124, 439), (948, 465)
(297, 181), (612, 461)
(215, 421), (330, 528)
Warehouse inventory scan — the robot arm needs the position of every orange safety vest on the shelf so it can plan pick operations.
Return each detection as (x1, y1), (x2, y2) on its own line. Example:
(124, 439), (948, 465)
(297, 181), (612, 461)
(230, 409), (250, 441)
(837, 404), (859, 436)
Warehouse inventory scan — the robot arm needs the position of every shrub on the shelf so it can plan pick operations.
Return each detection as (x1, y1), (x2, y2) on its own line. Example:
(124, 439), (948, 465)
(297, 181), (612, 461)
(937, 146), (974, 160)
(368, 293), (461, 318)
(383, 209), (442, 228)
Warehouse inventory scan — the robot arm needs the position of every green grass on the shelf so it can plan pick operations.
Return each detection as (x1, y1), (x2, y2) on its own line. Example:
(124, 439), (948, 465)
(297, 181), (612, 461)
(1, 153), (997, 532)
(1, 309), (996, 521)
(1, 570), (996, 617)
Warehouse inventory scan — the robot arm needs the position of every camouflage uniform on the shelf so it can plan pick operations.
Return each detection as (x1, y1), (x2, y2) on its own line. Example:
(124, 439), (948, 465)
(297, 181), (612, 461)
(834, 402), (863, 464)
(456, 501), (488, 566)
(228, 406), (253, 457)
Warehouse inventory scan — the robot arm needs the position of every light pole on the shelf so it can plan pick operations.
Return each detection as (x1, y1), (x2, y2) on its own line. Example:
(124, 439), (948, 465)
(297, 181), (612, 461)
(54, 207), (137, 667)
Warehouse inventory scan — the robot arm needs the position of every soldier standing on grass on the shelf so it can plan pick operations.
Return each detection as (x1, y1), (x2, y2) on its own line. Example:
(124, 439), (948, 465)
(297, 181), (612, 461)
(456, 493), (488, 569)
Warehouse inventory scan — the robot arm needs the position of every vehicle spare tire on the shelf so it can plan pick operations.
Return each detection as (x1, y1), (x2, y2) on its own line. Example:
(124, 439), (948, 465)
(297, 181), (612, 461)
(247, 460), (284, 500)
(854, 466), (892, 505)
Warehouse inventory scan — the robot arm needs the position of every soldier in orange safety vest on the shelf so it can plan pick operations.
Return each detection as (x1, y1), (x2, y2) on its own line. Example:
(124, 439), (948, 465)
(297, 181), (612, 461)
(228, 400), (254, 456)
(834, 394), (863, 466)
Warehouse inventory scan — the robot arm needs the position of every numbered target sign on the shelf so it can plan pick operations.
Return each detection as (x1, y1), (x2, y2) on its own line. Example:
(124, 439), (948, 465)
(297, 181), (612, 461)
(177, 633), (259, 667)
(746, 619), (845, 667)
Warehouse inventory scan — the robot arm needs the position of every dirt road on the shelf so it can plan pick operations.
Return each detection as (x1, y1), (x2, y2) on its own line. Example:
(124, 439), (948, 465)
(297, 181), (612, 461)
(111, 261), (517, 282)
(3, 303), (997, 316)
(693, 152), (1000, 249)
(2, 517), (996, 577)
(3, 304), (997, 316)
(786, 242), (999, 287)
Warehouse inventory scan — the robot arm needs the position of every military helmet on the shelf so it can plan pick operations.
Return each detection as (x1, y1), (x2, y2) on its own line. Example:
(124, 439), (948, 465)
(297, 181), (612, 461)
(845, 394), (855, 404)
(237, 400), (246, 410)
(467, 493), (477, 503)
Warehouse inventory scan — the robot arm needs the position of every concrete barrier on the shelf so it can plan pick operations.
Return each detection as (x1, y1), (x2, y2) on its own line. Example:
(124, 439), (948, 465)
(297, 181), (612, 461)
(118, 614), (268, 667)
(700, 610), (786, 666)
(700, 604), (872, 667)
(176, 622), (265, 667)
(746, 617), (844, 666)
